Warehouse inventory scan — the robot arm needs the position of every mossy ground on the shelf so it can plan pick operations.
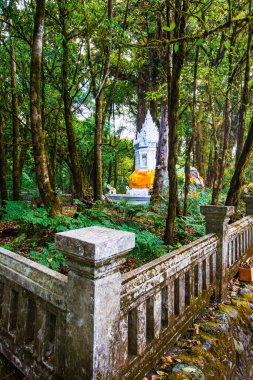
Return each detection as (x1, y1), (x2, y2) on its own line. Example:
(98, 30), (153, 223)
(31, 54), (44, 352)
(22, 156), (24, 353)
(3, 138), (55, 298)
(144, 278), (253, 380)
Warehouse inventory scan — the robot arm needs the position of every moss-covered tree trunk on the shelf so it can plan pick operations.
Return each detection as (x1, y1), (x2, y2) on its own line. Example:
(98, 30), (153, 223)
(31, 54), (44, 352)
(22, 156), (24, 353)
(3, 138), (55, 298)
(226, 114), (253, 206)
(93, 0), (113, 200)
(30, 0), (61, 215)
(152, 101), (168, 205)
(94, 93), (104, 200)
(58, 3), (86, 198)
(165, 0), (188, 244)
(0, 113), (8, 202)
(235, 19), (252, 164)
(10, 33), (21, 200)
(184, 46), (199, 215)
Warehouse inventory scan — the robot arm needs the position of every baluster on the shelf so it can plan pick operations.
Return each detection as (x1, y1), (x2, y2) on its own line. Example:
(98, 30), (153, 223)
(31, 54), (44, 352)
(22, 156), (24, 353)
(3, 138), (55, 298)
(120, 315), (128, 363)
(233, 238), (236, 263)
(206, 256), (210, 288)
(230, 239), (233, 265)
(34, 304), (47, 362)
(189, 268), (194, 303)
(1, 284), (10, 332)
(15, 290), (28, 346)
(161, 286), (168, 328)
(24, 296), (36, 347)
(136, 303), (146, 354)
(209, 254), (213, 284)
(54, 312), (65, 377)
(167, 277), (174, 321)
(227, 241), (231, 268)
(179, 274), (185, 314)
(236, 236), (239, 259)
(194, 264), (199, 298)
(213, 252), (217, 282)
(43, 311), (57, 366)
(154, 292), (162, 339)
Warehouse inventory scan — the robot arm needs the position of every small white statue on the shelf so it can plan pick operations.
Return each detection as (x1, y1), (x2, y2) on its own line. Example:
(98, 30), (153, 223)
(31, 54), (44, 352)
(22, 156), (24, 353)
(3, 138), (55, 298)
(107, 184), (116, 195)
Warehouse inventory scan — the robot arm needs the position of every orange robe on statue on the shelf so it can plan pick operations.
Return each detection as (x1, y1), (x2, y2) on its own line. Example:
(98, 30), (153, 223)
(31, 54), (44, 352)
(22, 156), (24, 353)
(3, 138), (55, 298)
(129, 170), (155, 189)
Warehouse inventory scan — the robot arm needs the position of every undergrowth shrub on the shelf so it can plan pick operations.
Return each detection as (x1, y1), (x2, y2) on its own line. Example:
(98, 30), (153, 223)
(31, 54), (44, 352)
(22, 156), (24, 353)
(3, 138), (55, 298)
(0, 198), (206, 270)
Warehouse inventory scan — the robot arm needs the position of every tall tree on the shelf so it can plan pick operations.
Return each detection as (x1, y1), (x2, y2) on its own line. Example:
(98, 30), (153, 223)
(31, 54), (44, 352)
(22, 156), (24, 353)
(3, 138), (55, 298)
(91, 0), (113, 200)
(165, 0), (189, 244)
(235, 9), (252, 164)
(57, 0), (86, 198)
(152, 101), (168, 205)
(0, 113), (8, 202)
(30, 0), (61, 215)
(10, 23), (21, 200)
(226, 113), (253, 207)
(183, 47), (199, 215)
(212, 25), (237, 205)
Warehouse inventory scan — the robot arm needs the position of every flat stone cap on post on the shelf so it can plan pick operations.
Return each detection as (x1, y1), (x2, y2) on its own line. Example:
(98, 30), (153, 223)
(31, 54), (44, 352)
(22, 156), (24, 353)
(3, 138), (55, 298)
(243, 196), (253, 216)
(55, 226), (135, 261)
(200, 205), (234, 219)
(200, 205), (235, 234)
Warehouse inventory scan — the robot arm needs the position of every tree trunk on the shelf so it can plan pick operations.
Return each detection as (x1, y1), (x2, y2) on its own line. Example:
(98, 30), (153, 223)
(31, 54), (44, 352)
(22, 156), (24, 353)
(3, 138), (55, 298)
(226, 113), (253, 206)
(107, 160), (112, 185)
(184, 46), (199, 215)
(212, 28), (236, 204)
(30, 0), (61, 215)
(165, 0), (188, 244)
(235, 20), (252, 164)
(93, 0), (113, 200)
(10, 35), (21, 200)
(59, 3), (86, 198)
(0, 114), (8, 201)
(136, 68), (149, 132)
(151, 101), (168, 205)
(94, 94), (104, 200)
(183, 135), (193, 215)
(113, 149), (118, 189)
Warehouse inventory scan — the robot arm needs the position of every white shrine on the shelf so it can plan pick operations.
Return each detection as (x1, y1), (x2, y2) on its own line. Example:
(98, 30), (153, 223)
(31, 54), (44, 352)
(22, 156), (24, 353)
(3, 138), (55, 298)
(108, 110), (159, 204)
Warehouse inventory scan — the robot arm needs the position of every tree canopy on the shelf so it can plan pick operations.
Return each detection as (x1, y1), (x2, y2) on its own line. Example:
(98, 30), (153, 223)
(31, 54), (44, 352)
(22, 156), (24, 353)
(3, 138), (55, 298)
(0, 0), (252, 242)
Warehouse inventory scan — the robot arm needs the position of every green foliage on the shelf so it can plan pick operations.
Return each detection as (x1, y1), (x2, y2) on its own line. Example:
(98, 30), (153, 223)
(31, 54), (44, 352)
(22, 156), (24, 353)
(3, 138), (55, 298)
(133, 230), (167, 266)
(29, 243), (66, 271)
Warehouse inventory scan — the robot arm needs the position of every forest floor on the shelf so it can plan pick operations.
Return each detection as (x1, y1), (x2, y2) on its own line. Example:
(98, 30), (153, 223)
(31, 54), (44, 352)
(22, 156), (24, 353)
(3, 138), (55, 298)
(0, 195), (207, 273)
(144, 276), (253, 379)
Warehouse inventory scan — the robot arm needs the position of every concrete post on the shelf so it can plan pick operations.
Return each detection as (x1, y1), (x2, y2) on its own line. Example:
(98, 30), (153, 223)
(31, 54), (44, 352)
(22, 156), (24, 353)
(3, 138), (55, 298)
(55, 226), (135, 380)
(244, 196), (253, 216)
(200, 205), (234, 300)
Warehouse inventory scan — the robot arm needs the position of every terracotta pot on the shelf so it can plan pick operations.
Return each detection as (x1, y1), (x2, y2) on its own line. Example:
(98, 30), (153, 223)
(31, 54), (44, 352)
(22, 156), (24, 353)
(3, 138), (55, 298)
(239, 267), (253, 282)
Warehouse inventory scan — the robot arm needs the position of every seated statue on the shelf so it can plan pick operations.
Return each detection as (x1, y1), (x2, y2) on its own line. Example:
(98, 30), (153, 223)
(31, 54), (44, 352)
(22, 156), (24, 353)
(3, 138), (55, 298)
(129, 169), (155, 189)
(106, 184), (116, 195)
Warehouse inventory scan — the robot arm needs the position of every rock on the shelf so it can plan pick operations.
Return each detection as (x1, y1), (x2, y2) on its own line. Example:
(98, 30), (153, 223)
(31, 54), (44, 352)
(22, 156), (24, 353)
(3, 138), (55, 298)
(233, 338), (244, 354)
(172, 364), (205, 379)
(239, 288), (253, 297)
(202, 340), (213, 350)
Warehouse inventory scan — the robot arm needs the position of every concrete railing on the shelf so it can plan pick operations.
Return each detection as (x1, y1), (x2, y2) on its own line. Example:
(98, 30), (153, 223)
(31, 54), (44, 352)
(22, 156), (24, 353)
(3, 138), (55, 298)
(0, 247), (67, 379)
(0, 198), (253, 379)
